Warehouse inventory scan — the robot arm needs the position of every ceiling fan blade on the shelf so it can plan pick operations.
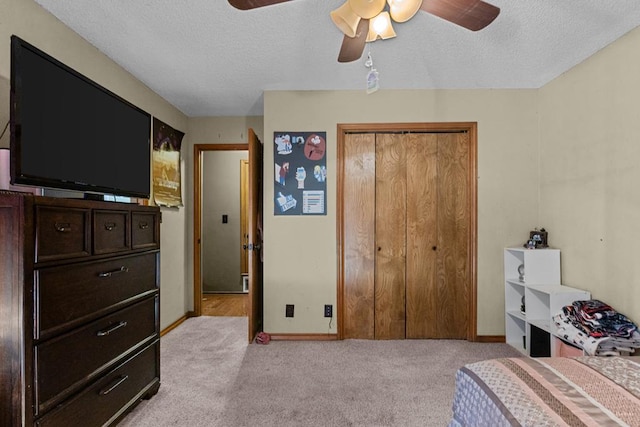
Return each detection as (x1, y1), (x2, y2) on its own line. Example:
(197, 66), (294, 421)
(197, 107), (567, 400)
(228, 0), (291, 10)
(420, 0), (500, 31)
(337, 19), (369, 63)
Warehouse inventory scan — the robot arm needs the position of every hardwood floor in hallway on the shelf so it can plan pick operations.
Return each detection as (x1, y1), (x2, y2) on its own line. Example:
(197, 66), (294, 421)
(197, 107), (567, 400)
(202, 293), (247, 317)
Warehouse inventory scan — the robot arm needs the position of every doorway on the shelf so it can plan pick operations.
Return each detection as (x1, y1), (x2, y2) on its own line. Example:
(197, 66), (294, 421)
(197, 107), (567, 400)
(201, 150), (248, 294)
(337, 122), (478, 341)
(193, 131), (264, 342)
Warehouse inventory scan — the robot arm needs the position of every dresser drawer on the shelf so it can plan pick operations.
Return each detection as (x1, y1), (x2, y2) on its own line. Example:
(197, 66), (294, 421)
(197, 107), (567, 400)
(35, 206), (90, 263)
(35, 297), (158, 414)
(35, 341), (159, 427)
(132, 212), (159, 249)
(94, 210), (129, 255)
(35, 252), (159, 339)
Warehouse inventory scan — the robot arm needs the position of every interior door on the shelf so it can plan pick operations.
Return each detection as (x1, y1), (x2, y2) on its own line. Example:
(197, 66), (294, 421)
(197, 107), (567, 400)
(375, 134), (407, 339)
(247, 128), (264, 343)
(434, 132), (471, 339)
(342, 133), (376, 339)
(405, 133), (439, 338)
(341, 128), (473, 340)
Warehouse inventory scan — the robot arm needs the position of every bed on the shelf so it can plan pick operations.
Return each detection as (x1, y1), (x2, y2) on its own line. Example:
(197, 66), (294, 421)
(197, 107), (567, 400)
(449, 356), (640, 426)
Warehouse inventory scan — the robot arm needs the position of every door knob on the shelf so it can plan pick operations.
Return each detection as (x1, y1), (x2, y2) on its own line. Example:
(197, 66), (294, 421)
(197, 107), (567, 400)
(432, 246), (437, 251)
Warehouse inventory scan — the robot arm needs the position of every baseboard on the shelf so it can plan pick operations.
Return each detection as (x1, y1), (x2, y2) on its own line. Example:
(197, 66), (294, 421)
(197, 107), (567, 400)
(476, 335), (506, 343)
(161, 314), (189, 337)
(268, 333), (338, 341)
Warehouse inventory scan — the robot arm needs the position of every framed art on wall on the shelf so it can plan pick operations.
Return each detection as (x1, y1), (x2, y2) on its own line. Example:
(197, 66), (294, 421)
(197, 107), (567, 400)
(273, 131), (327, 216)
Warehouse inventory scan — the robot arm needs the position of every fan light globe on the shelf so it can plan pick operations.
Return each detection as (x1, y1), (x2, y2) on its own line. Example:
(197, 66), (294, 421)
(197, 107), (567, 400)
(331, 2), (361, 38)
(348, 0), (386, 19)
(366, 12), (396, 42)
(387, 0), (423, 23)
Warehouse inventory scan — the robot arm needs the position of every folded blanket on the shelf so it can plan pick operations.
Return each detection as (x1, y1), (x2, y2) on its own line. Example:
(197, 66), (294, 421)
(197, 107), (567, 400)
(565, 300), (638, 339)
(553, 309), (640, 356)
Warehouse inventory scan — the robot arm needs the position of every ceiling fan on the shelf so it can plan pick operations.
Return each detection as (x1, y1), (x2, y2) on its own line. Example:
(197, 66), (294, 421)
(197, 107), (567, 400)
(228, 0), (500, 63)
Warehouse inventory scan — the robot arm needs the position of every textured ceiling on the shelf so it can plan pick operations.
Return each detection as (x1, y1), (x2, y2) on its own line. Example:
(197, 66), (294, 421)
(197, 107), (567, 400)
(33, 0), (640, 117)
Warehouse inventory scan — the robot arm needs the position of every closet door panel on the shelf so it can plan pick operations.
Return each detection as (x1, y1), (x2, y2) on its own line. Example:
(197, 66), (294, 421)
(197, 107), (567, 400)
(406, 134), (439, 338)
(375, 134), (406, 340)
(343, 134), (376, 339)
(436, 133), (470, 339)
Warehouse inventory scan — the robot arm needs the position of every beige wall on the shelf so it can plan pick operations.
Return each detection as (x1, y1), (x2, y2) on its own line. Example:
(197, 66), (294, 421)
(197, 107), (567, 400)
(202, 150), (248, 292)
(0, 76), (8, 147)
(263, 89), (540, 335)
(538, 26), (640, 324)
(2, 0), (189, 330)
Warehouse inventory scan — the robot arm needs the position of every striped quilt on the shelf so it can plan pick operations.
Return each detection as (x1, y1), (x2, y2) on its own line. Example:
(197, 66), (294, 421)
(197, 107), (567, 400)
(449, 356), (640, 426)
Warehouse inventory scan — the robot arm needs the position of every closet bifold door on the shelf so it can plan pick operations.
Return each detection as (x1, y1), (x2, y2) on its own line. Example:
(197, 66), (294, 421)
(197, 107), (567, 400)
(435, 132), (471, 339)
(342, 133), (376, 339)
(405, 133), (439, 338)
(375, 134), (407, 340)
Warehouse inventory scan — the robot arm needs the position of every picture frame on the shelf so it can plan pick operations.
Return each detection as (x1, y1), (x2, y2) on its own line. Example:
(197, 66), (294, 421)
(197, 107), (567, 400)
(528, 229), (548, 248)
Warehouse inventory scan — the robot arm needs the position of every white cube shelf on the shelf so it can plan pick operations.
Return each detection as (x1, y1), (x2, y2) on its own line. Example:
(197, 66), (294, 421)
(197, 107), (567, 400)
(504, 247), (590, 356)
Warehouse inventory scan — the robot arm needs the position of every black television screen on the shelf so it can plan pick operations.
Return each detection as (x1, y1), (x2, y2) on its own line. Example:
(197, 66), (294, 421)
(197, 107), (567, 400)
(10, 35), (151, 199)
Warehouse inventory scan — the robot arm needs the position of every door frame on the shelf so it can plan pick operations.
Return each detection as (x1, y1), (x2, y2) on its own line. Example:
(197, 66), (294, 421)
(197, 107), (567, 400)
(193, 143), (248, 316)
(336, 122), (478, 341)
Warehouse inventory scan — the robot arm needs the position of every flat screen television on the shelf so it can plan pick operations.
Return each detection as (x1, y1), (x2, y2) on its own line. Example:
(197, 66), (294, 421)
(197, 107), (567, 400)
(10, 35), (151, 199)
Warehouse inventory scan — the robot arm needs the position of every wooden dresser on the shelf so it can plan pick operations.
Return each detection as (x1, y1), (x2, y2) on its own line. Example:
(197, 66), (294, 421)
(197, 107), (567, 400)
(0, 191), (161, 426)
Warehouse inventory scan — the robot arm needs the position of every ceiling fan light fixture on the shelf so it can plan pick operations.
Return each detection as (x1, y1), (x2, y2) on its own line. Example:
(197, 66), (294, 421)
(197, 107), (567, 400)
(366, 11), (396, 42)
(387, 0), (423, 23)
(331, 2), (362, 38)
(348, 0), (386, 19)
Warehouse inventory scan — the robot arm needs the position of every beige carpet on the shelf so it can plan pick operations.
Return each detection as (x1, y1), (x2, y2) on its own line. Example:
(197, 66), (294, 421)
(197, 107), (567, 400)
(119, 316), (521, 427)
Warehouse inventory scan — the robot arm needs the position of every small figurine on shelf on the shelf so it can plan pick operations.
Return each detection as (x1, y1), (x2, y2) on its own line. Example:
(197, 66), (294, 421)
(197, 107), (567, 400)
(520, 296), (526, 315)
(524, 228), (548, 249)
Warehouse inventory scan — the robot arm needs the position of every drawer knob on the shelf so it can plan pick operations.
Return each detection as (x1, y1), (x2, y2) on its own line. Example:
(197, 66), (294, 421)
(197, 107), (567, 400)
(54, 222), (71, 232)
(138, 221), (149, 229)
(104, 222), (117, 231)
(99, 375), (129, 396)
(97, 320), (128, 337)
(98, 266), (129, 278)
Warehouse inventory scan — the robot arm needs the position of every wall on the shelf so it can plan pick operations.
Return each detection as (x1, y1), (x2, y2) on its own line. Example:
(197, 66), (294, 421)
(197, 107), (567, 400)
(0, 77), (8, 147)
(538, 26), (640, 324)
(2, 0), (189, 330)
(202, 150), (248, 292)
(263, 89), (540, 336)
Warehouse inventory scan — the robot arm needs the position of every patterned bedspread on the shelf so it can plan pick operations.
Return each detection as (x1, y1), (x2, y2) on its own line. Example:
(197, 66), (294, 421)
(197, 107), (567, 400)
(449, 356), (640, 426)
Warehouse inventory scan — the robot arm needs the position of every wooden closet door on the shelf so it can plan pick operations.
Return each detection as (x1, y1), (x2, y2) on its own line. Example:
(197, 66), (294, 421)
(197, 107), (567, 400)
(406, 134), (439, 338)
(341, 130), (471, 340)
(342, 133), (376, 339)
(375, 134), (407, 339)
(435, 132), (470, 339)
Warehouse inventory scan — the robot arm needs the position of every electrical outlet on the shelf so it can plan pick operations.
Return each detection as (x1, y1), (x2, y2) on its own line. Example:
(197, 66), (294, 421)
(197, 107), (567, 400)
(324, 304), (333, 318)
(285, 304), (294, 318)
